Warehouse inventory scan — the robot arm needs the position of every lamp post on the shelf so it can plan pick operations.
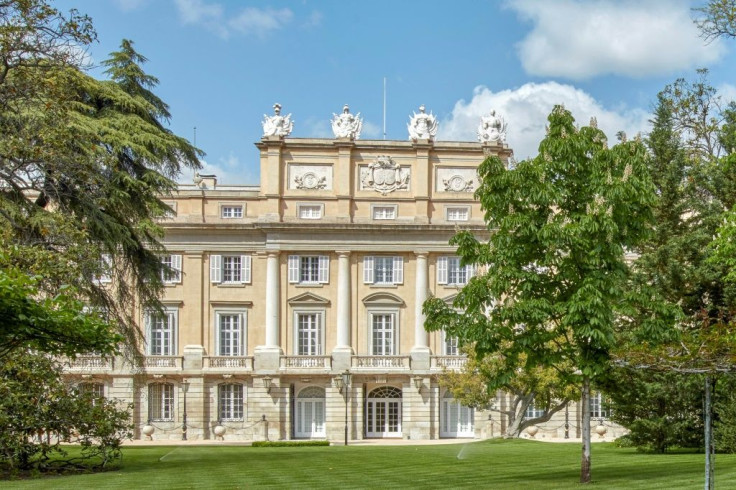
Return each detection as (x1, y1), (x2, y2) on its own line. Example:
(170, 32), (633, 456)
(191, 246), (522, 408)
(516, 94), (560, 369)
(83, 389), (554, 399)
(181, 379), (189, 441)
(335, 370), (351, 446)
(564, 403), (569, 439)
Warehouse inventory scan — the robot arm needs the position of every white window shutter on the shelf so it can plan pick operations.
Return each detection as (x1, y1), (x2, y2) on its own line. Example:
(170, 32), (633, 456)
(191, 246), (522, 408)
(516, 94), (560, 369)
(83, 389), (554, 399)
(172, 254), (182, 283)
(393, 256), (404, 284)
(437, 256), (448, 285)
(288, 255), (300, 283)
(467, 263), (476, 280)
(241, 255), (251, 283)
(318, 255), (329, 283)
(210, 255), (222, 283)
(144, 312), (152, 355)
(363, 256), (374, 284)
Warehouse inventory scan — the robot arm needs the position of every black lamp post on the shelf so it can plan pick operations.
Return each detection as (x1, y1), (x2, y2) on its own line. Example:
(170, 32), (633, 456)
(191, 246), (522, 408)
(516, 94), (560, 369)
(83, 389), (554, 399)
(336, 370), (351, 446)
(564, 403), (569, 439)
(182, 379), (190, 441)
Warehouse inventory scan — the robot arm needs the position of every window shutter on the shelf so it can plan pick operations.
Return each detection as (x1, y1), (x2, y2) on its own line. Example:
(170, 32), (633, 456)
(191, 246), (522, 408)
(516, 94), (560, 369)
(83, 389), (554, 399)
(363, 256), (374, 284)
(241, 255), (251, 283)
(172, 254), (182, 283)
(318, 255), (329, 283)
(467, 263), (476, 280)
(437, 256), (448, 284)
(99, 254), (112, 284)
(393, 256), (404, 284)
(288, 255), (300, 283)
(144, 312), (153, 355)
(210, 255), (222, 283)
(239, 313), (246, 355)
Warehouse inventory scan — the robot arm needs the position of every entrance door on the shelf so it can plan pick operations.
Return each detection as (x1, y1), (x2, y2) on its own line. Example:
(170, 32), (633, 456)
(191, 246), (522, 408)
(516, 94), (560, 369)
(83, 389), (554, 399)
(366, 386), (402, 437)
(295, 387), (325, 438)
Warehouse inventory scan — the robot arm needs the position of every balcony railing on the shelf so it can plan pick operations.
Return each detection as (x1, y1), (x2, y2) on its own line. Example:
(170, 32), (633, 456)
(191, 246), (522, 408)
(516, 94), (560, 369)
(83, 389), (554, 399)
(352, 356), (410, 370)
(431, 356), (468, 370)
(67, 356), (113, 371)
(280, 356), (332, 369)
(144, 356), (182, 369)
(204, 356), (254, 370)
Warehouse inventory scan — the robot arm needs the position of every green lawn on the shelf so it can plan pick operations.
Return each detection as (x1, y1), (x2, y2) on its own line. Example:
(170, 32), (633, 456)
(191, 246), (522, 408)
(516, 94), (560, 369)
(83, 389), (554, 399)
(4, 439), (735, 489)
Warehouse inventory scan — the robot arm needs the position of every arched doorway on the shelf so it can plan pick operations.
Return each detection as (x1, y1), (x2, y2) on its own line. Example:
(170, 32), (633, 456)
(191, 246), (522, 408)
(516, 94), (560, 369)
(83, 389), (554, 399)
(295, 386), (325, 438)
(366, 386), (402, 437)
(440, 390), (474, 438)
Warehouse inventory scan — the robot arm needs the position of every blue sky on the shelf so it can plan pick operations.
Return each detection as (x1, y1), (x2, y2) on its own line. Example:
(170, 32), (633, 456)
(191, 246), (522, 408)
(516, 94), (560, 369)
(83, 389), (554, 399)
(58, 0), (736, 184)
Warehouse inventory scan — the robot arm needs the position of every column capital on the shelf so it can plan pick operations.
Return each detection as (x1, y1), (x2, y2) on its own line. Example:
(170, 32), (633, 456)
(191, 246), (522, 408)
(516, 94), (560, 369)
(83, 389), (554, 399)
(414, 250), (429, 258)
(336, 250), (351, 258)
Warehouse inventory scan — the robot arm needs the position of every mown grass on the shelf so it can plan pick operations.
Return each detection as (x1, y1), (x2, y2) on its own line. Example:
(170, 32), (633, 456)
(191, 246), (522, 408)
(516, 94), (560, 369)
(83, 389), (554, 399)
(4, 439), (735, 489)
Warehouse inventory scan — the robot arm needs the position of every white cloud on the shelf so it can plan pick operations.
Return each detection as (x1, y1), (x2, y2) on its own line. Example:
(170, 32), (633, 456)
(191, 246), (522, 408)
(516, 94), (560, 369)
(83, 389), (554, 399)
(507, 0), (726, 80)
(179, 153), (258, 185)
(173, 0), (293, 39)
(718, 83), (736, 105)
(302, 117), (332, 138)
(439, 82), (651, 160)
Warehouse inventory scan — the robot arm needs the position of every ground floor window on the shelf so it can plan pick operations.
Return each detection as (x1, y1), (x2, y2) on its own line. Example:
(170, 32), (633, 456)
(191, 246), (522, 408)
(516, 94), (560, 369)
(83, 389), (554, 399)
(440, 391), (474, 437)
(366, 386), (402, 437)
(148, 383), (174, 422)
(218, 383), (244, 421)
(295, 386), (325, 438)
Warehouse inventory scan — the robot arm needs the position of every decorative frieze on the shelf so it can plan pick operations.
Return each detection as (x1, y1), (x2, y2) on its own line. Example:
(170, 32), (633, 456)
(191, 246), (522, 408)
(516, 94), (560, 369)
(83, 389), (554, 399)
(359, 156), (410, 195)
(288, 165), (332, 190)
(435, 167), (477, 193)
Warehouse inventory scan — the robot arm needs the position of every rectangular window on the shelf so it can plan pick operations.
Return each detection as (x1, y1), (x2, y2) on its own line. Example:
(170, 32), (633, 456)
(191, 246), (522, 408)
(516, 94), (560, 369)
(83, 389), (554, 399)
(446, 206), (469, 222)
(161, 254), (182, 284)
(298, 204), (323, 219)
(444, 334), (459, 356)
(589, 392), (610, 419)
(217, 312), (245, 356)
(372, 205), (397, 220)
(96, 254), (112, 284)
(363, 256), (403, 285)
(219, 383), (244, 421)
(79, 382), (105, 399)
(371, 313), (396, 355)
(296, 312), (323, 355)
(437, 256), (475, 286)
(221, 205), (243, 219)
(149, 383), (174, 422)
(288, 255), (329, 284)
(525, 402), (545, 420)
(210, 255), (251, 284)
(146, 309), (177, 356)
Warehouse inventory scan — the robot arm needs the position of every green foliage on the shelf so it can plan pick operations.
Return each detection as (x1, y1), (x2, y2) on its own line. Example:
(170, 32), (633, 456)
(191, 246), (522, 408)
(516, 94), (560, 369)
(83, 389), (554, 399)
(251, 440), (330, 447)
(694, 0), (736, 41)
(0, 351), (132, 476)
(714, 375), (736, 453)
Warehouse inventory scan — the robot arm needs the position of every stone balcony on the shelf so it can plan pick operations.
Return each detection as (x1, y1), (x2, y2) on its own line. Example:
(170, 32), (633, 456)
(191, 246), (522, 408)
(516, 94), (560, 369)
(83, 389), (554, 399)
(65, 355), (114, 374)
(204, 356), (254, 371)
(280, 355), (332, 370)
(143, 356), (183, 372)
(430, 355), (467, 371)
(352, 355), (410, 370)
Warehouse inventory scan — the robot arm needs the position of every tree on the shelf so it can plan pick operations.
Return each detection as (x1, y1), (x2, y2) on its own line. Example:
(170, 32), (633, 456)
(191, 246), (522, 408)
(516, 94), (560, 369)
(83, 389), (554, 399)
(424, 106), (667, 484)
(694, 0), (736, 41)
(440, 345), (575, 438)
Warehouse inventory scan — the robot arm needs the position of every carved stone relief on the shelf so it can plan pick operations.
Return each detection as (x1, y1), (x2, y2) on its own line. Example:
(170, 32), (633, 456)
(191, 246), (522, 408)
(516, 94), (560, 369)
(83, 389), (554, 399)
(436, 167), (477, 193)
(288, 165), (332, 190)
(359, 156), (410, 195)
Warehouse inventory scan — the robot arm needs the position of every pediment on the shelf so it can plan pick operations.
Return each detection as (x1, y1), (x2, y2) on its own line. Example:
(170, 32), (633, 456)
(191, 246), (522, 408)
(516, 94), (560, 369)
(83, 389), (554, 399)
(442, 293), (457, 306)
(362, 292), (405, 307)
(288, 292), (330, 306)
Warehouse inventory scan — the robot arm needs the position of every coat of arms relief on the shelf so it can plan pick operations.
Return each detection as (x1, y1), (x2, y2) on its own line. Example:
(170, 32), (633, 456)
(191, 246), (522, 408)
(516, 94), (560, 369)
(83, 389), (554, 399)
(360, 156), (410, 195)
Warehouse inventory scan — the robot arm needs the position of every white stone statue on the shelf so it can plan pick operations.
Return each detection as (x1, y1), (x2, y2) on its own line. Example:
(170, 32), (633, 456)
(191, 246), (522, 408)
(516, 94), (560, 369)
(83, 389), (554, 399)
(477, 110), (507, 143)
(407, 105), (438, 140)
(262, 103), (293, 137)
(331, 104), (362, 139)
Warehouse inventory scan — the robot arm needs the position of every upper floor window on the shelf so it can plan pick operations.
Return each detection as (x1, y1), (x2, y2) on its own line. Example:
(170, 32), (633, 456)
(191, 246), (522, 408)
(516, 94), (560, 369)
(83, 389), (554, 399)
(161, 254), (182, 284)
(162, 201), (177, 219)
(221, 205), (243, 219)
(95, 254), (112, 284)
(437, 256), (475, 286)
(372, 205), (397, 220)
(446, 206), (469, 222)
(216, 311), (246, 356)
(363, 256), (404, 285)
(370, 311), (397, 355)
(210, 255), (252, 284)
(145, 308), (177, 356)
(295, 311), (323, 355)
(444, 333), (459, 356)
(149, 383), (174, 422)
(288, 255), (329, 284)
(298, 204), (323, 220)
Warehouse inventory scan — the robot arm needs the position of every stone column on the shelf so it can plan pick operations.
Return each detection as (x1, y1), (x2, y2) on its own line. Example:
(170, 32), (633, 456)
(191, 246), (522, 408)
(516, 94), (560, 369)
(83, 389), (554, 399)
(333, 251), (353, 371)
(411, 252), (430, 369)
(255, 251), (282, 371)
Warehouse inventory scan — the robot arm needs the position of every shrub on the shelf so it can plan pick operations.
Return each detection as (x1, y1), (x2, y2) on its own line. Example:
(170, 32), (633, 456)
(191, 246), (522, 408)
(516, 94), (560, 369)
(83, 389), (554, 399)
(251, 440), (330, 447)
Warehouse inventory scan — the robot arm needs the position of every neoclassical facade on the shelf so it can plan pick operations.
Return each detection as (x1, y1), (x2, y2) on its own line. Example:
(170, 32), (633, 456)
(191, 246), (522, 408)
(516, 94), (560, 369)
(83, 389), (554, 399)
(64, 106), (621, 442)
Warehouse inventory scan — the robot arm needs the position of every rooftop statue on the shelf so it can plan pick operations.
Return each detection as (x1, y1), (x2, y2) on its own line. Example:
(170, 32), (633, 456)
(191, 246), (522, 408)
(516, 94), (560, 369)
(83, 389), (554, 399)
(477, 110), (507, 143)
(331, 104), (363, 139)
(262, 103), (293, 137)
(407, 105), (438, 141)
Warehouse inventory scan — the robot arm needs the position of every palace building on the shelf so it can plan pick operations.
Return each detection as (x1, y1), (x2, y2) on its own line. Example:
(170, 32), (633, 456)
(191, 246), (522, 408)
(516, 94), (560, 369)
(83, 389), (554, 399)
(64, 105), (621, 442)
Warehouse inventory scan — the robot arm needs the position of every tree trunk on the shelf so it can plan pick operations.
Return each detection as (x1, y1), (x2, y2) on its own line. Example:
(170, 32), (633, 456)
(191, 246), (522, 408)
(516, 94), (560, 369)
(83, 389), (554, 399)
(704, 375), (714, 490)
(580, 375), (592, 484)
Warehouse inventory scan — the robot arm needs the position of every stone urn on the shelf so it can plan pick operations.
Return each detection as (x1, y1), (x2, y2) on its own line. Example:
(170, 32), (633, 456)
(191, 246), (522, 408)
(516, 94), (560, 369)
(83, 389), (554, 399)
(595, 424), (608, 438)
(526, 425), (539, 438)
(213, 425), (226, 440)
(142, 424), (155, 440)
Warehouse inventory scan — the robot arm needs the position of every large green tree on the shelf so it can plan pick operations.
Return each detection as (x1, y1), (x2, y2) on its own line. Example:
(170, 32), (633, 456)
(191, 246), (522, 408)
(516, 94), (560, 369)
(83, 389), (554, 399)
(424, 106), (669, 484)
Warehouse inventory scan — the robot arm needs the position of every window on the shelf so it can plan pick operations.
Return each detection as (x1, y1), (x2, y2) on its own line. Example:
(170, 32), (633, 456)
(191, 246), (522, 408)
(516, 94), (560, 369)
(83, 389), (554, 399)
(296, 312), (323, 355)
(446, 206), (469, 222)
(148, 383), (174, 422)
(96, 254), (112, 284)
(372, 205), (397, 220)
(370, 312), (396, 355)
(298, 204), (323, 220)
(210, 254), (252, 284)
(161, 254), (182, 284)
(288, 255), (329, 284)
(145, 309), (177, 356)
(363, 256), (403, 285)
(525, 401), (545, 420)
(79, 382), (105, 399)
(589, 392), (610, 419)
(216, 312), (246, 356)
(437, 256), (475, 286)
(444, 333), (459, 356)
(221, 205), (243, 219)
(218, 383), (244, 421)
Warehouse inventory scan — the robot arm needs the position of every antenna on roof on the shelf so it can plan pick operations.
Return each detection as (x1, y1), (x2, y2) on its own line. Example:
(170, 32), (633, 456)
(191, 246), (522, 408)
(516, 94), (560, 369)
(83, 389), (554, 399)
(383, 77), (387, 140)
(193, 126), (197, 147)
